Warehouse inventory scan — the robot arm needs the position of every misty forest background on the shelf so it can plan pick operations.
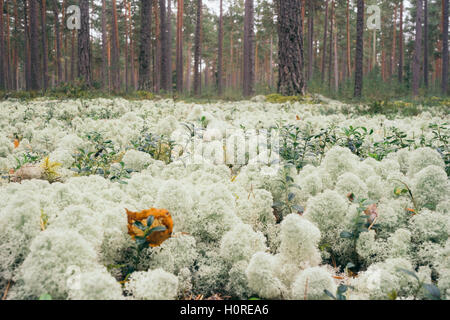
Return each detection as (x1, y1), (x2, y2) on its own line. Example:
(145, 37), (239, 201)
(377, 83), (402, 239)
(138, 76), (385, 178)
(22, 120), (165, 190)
(0, 0), (448, 102)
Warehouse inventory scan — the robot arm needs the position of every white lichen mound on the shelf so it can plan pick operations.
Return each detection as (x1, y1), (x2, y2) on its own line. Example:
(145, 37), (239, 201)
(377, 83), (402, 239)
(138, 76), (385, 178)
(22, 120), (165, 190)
(291, 267), (337, 300)
(125, 268), (178, 300)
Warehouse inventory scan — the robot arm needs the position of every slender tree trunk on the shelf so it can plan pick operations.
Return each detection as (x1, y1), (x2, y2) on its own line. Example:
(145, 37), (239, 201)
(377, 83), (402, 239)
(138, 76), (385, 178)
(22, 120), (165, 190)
(101, 0), (109, 89)
(328, 1), (334, 90)
(276, 0), (306, 95)
(139, 0), (152, 90)
(308, 0), (314, 81)
(424, 0), (428, 88)
(346, 0), (351, 78)
(128, 1), (136, 90)
(166, 0), (172, 92)
(321, 0), (329, 83)
(24, 0), (32, 90)
(78, 0), (91, 86)
(398, 0), (404, 82)
(71, 29), (75, 81)
(243, 0), (255, 97)
(186, 42), (191, 92)
(333, 2), (338, 91)
(217, 0), (223, 95)
(412, 0), (423, 96)
(40, 0), (48, 90)
(354, 0), (364, 98)
(154, 1), (160, 92)
(53, 0), (62, 85)
(391, 4), (397, 80)
(5, 0), (11, 89)
(176, 0), (183, 93)
(159, 0), (168, 91)
(123, 0), (129, 91)
(442, 0), (449, 94)
(29, 0), (41, 90)
(0, 0), (5, 90)
(110, 0), (120, 91)
(193, 0), (202, 95)
(13, 0), (19, 89)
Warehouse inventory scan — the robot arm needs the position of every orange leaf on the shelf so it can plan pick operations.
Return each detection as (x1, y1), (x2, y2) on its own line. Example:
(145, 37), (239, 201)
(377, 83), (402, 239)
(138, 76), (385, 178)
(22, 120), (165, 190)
(13, 139), (20, 149)
(125, 208), (173, 247)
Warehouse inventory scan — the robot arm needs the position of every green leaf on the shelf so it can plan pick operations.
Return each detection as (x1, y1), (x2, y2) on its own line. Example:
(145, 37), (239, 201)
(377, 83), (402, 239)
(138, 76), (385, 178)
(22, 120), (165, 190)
(146, 226), (167, 235)
(147, 215), (155, 228)
(324, 289), (336, 300)
(134, 221), (146, 231)
(397, 268), (419, 281)
(424, 284), (441, 300)
(288, 193), (295, 201)
(39, 293), (52, 300)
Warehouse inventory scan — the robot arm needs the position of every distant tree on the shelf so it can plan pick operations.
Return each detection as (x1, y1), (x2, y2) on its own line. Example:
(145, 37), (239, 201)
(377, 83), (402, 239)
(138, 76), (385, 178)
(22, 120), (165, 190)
(193, 0), (202, 95)
(30, 0), (41, 90)
(176, 0), (184, 93)
(442, 0), (449, 94)
(0, 0), (5, 90)
(354, 0), (364, 98)
(217, 0), (223, 95)
(243, 0), (255, 96)
(412, 0), (423, 96)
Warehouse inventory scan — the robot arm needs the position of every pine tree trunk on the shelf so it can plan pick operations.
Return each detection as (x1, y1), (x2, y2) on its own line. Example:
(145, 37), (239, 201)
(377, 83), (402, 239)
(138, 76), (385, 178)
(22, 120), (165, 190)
(308, 0), (314, 81)
(346, 0), (351, 78)
(391, 4), (397, 80)
(40, 0), (48, 90)
(101, 0), (109, 89)
(71, 29), (75, 82)
(276, 0), (306, 95)
(243, 0), (255, 97)
(398, 0), (404, 82)
(124, 0), (129, 91)
(328, 1), (334, 90)
(424, 0), (428, 88)
(13, 0), (19, 89)
(138, 0), (152, 90)
(354, 0), (364, 98)
(159, 0), (168, 91)
(154, 1), (160, 92)
(0, 0), (5, 90)
(217, 0), (223, 95)
(333, 2), (338, 91)
(78, 0), (91, 86)
(24, 0), (32, 90)
(52, 0), (63, 85)
(441, 0), (448, 94)
(166, 0), (172, 92)
(176, 0), (183, 93)
(193, 0), (202, 95)
(412, 0), (423, 96)
(110, 0), (120, 91)
(30, 0), (41, 90)
(128, 1), (136, 90)
(321, 0), (329, 83)
(5, 0), (11, 89)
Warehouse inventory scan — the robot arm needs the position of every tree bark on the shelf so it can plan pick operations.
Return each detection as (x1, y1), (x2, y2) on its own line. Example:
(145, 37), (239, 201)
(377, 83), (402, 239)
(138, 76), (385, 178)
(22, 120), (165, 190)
(52, 0), (63, 85)
(0, 0), (5, 90)
(124, 0), (130, 91)
(243, 0), (255, 97)
(442, 0), (448, 94)
(398, 0), (404, 82)
(217, 0), (223, 95)
(346, 0), (351, 78)
(139, 0), (152, 90)
(78, 0), (91, 86)
(424, 0), (428, 88)
(276, 0), (306, 95)
(159, 0), (168, 91)
(176, 0), (183, 93)
(110, 0), (120, 91)
(308, 0), (314, 81)
(30, 0), (41, 90)
(412, 0), (423, 97)
(166, 0), (172, 92)
(40, 0), (48, 90)
(354, 0), (364, 98)
(193, 0), (202, 95)
(321, 0), (329, 83)
(101, 0), (109, 89)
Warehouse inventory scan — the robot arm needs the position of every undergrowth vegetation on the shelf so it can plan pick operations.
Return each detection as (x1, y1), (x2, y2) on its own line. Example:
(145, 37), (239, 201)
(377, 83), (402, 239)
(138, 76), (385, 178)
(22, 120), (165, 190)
(0, 95), (448, 300)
